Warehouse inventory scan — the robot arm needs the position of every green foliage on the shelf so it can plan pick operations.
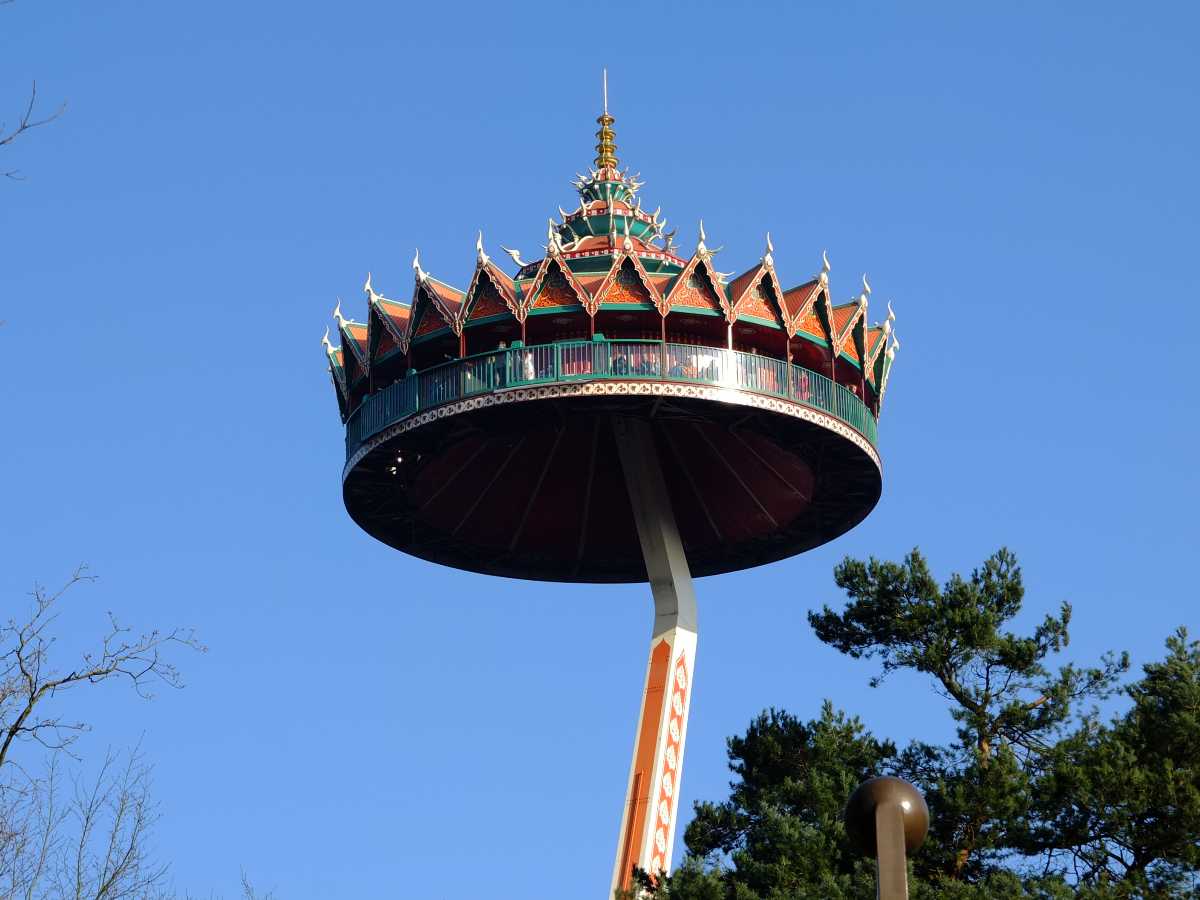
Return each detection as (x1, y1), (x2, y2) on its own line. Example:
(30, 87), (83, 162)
(634, 549), (1197, 899)
(680, 703), (889, 899)
(1028, 628), (1200, 895)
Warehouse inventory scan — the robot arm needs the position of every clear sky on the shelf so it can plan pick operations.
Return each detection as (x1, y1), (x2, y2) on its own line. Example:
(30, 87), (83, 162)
(3, 1), (1198, 897)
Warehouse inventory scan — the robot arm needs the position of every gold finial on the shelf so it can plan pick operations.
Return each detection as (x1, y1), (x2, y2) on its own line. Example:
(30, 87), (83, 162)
(594, 69), (618, 170)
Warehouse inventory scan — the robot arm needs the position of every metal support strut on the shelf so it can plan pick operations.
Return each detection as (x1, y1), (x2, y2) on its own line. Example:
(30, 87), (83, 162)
(610, 417), (699, 898)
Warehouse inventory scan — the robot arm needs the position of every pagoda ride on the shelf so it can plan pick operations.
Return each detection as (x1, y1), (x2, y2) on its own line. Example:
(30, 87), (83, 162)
(322, 74), (899, 897)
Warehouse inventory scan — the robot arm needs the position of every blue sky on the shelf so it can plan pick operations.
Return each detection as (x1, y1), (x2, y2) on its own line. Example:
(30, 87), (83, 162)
(3, 1), (1198, 897)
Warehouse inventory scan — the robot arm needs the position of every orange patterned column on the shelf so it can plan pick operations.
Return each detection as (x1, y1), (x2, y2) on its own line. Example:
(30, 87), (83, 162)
(611, 631), (696, 895)
(611, 415), (698, 898)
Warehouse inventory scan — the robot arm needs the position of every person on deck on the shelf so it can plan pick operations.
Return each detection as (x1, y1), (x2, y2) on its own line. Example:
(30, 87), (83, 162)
(493, 342), (507, 388)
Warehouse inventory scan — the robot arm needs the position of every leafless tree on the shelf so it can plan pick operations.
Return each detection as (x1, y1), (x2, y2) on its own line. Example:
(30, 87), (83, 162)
(0, 566), (204, 771)
(2, 1), (66, 180)
(1, 749), (171, 899)
(0, 569), (204, 898)
(238, 872), (276, 900)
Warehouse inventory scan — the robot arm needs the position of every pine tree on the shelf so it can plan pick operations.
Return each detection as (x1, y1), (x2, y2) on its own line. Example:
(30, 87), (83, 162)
(633, 550), (1199, 899)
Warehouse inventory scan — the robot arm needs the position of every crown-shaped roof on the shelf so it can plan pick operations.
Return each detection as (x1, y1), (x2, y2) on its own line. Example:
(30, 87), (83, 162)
(321, 75), (901, 421)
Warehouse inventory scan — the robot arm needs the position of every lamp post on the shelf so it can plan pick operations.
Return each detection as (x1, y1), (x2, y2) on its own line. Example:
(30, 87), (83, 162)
(845, 777), (930, 900)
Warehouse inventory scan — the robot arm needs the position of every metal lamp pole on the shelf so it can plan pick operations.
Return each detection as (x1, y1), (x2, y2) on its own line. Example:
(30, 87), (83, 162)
(845, 777), (930, 900)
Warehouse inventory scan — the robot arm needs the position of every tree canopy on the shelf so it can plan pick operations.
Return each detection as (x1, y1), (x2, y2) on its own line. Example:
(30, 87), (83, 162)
(626, 549), (1199, 899)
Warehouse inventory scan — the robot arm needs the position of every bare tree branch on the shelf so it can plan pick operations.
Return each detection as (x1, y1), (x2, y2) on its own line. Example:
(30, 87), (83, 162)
(0, 81), (66, 180)
(0, 569), (267, 898)
(0, 567), (206, 772)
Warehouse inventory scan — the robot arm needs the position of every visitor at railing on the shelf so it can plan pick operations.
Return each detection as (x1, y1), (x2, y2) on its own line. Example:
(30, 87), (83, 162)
(561, 343), (594, 377)
(792, 367), (813, 403)
(346, 339), (879, 459)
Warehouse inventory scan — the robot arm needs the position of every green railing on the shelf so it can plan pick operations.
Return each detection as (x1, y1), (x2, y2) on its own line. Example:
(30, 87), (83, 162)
(346, 340), (878, 460)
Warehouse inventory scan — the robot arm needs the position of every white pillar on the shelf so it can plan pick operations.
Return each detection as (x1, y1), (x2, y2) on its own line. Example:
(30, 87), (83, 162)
(609, 416), (698, 898)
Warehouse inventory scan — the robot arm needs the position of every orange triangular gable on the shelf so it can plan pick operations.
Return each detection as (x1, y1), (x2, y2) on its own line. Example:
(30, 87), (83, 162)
(726, 263), (763, 310)
(464, 264), (520, 323)
(368, 301), (407, 363)
(339, 321), (368, 366)
(782, 280), (820, 331)
(338, 321), (369, 384)
(574, 273), (607, 307)
(328, 347), (347, 395)
(327, 348), (348, 419)
(526, 256), (588, 311)
(830, 301), (866, 362)
(864, 326), (888, 384)
(664, 255), (727, 317)
(594, 256), (658, 311)
(424, 277), (465, 325)
(732, 266), (786, 327)
(411, 280), (457, 339)
(373, 297), (412, 354)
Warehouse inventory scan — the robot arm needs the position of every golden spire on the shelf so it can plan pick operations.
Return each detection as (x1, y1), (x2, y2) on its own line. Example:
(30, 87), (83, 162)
(594, 68), (618, 170)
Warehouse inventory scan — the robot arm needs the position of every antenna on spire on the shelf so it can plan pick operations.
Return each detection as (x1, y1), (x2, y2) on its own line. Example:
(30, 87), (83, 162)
(594, 69), (618, 170)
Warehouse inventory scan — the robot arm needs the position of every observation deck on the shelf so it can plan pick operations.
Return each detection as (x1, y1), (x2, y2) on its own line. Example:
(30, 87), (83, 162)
(340, 337), (883, 583)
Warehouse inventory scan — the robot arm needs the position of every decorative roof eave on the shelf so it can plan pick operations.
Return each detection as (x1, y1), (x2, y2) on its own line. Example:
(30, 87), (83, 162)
(321, 331), (349, 419)
(662, 252), (731, 318)
(831, 301), (867, 346)
(752, 262), (789, 328)
(367, 300), (408, 363)
(322, 331), (347, 389)
(781, 279), (821, 336)
(427, 277), (466, 332)
(794, 251), (837, 344)
(831, 315), (865, 368)
(727, 262), (766, 314)
(332, 300), (369, 378)
(364, 274), (412, 358)
(409, 282), (451, 338)
(589, 250), (662, 314)
(410, 284), (460, 339)
(329, 366), (348, 422)
(814, 287), (837, 342)
(877, 337), (900, 412)
(521, 251), (591, 315)
(371, 296), (412, 354)
(408, 249), (466, 335)
(866, 302), (897, 387)
(463, 257), (522, 323)
(832, 275), (874, 367)
(863, 326), (887, 383)
(847, 315), (869, 366)
(729, 247), (788, 328)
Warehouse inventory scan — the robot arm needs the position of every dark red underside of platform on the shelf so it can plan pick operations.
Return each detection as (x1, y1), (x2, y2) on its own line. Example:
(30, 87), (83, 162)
(342, 396), (880, 583)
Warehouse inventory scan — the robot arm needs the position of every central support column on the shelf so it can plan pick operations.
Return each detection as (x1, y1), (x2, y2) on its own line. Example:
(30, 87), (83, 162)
(610, 417), (699, 898)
